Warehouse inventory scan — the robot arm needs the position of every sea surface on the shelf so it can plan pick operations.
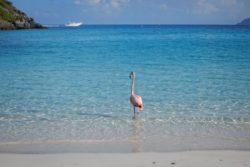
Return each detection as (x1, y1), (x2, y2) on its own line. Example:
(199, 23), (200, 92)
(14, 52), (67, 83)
(0, 25), (250, 153)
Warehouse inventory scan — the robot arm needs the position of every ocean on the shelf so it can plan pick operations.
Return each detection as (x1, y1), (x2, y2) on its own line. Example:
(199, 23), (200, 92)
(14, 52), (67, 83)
(0, 25), (250, 153)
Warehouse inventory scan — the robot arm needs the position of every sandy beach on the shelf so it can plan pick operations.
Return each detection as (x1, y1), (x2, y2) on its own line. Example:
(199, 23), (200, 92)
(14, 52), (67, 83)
(1, 150), (250, 167)
(1, 1), (250, 167)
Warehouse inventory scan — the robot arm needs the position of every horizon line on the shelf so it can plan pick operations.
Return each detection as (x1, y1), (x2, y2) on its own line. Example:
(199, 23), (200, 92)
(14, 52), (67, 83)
(42, 23), (244, 26)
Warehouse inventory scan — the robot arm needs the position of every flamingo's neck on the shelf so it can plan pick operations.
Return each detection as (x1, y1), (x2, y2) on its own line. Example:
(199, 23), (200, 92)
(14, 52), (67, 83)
(130, 77), (135, 95)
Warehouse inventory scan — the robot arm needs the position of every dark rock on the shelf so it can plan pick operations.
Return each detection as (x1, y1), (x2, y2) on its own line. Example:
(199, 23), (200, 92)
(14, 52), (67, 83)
(171, 162), (176, 165)
(0, 21), (15, 30)
(14, 21), (26, 29)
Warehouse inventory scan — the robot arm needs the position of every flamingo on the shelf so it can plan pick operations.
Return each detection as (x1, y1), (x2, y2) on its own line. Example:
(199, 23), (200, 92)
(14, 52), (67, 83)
(129, 71), (143, 118)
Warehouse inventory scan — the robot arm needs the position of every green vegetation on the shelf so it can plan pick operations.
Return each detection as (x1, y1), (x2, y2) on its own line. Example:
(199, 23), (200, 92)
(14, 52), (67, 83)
(0, 7), (15, 22)
(0, 0), (15, 22)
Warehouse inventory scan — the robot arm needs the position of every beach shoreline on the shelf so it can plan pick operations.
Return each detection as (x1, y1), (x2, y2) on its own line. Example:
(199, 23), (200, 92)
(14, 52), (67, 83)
(1, 150), (250, 167)
(0, 136), (250, 154)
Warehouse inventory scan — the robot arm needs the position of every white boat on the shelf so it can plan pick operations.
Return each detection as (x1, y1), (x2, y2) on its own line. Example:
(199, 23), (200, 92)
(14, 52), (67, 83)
(65, 22), (83, 27)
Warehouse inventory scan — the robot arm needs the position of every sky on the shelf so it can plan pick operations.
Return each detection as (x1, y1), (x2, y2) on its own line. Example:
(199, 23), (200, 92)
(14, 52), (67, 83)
(11, 0), (250, 25)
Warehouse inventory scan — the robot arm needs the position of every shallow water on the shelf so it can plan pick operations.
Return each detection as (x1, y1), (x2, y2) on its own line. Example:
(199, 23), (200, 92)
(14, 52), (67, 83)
(0, 25), (250, 152)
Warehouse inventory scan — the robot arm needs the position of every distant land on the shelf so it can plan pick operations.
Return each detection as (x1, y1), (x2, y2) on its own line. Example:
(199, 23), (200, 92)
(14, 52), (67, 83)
(0, 0), (45, 30)
(237, 18), (250, 26)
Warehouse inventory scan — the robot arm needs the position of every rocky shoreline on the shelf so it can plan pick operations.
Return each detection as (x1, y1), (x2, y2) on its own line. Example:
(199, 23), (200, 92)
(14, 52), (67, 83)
(0, 0), (45, 30)
(0, 19), (44, 30)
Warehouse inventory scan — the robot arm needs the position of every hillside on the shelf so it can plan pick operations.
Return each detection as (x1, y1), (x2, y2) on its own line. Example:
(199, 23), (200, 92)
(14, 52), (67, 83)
(0, 0), (45, 30)
(237, 18), (250, 26)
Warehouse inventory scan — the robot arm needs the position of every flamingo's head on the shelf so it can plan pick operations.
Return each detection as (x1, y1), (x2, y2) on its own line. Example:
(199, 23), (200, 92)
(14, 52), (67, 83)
(129, 71), (135, 79)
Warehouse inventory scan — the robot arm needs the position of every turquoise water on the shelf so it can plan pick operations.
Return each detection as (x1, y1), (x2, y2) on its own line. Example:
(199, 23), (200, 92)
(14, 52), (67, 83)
(0, 25), (250, 152)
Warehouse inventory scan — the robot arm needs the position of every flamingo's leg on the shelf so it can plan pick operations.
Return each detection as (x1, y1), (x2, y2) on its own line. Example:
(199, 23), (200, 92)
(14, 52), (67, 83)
(133, 106), (136, 118)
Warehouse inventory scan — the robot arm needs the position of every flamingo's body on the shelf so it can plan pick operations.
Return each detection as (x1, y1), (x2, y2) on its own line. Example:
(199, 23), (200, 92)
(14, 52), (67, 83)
(130, 94), (143, 109)
(129, 71), (143, 118)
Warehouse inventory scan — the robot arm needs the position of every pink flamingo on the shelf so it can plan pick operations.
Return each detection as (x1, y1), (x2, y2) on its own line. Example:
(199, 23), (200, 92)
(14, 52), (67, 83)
(129, 71), (143, 118)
